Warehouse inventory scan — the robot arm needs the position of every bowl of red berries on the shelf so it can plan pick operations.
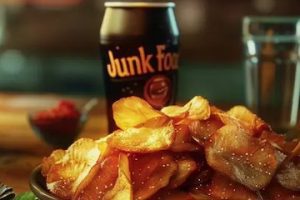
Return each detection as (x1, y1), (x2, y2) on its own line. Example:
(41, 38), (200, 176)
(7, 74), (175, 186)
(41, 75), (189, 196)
(28, 99), (97, 149)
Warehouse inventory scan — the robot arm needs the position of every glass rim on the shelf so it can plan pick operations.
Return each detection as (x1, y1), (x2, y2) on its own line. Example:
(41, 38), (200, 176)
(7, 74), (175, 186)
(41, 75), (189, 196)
(104, 2), (175, 8)
(243, 16), (300, 23)
(243, 16), (300, 40)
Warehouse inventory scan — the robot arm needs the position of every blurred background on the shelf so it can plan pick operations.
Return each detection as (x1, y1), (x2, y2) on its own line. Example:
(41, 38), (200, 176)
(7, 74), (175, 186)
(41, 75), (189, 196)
(0, 0), (299, 104)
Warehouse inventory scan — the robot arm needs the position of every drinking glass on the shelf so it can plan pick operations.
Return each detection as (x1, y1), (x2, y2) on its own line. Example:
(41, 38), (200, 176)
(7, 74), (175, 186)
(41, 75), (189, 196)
(243, 16), (300, 133)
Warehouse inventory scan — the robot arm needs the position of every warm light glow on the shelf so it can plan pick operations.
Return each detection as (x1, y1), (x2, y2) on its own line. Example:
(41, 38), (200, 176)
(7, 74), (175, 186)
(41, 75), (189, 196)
(253, 0), (275, 13)
(177, 0), (206, 34)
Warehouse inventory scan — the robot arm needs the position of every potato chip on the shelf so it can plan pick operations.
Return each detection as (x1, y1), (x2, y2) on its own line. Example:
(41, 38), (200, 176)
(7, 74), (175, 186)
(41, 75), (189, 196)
(109, 121), (175, 153)
(41, 149), (64, 176)
(291, 140), (300, 158)
(262, 180), (300, 200)
(207, 173), (258, 200)
(136, 115), (170, 128)
(41, 95), (300, 200)
(103, 153), (133, 200)
(171, 124), (200, 152)
(227, 106), (256, 124)
(259, 130), (286, 151)
(162, 96), (210, 121)
(210, 105), (224, 115)
(276, 156), (300, 191)
(213, 112), (242, 128)
(184, 162), (213, 192)
(206, 125), (284, 190)
(217, 110), (287, 150)
(169, 158), (197, 189)
(280, 139), (300, 156)
(75, 151), (120, 200)
(130, 152), (177, 200)
(161, 105), (189, 119)
(189, 117), (223, 146)
(42, 138), (106, 199)
(227, 106), (270, 135)
(186, 96), (211, 120)
(113, 96), (163, 130)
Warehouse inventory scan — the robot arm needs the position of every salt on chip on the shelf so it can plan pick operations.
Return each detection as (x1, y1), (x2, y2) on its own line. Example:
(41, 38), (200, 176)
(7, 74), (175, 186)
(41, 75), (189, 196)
(262, 179), (300, 199)
(130, 152), (177, 200)
(169, 158), (197, 189)
(206, 124), (283, 190)
(103, 153), (133, 200)
(207, 173), (259, 200)
(113, 96), (163, 130)
(171, 124), (200, 152)
(74, 151), (120, 200)
(109, 120), (175, 153)
(42, 138), (106, 199)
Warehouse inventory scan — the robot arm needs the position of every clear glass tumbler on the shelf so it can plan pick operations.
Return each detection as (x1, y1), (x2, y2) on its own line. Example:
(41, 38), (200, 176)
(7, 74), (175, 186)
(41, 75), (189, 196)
(243, 16), (300, 133)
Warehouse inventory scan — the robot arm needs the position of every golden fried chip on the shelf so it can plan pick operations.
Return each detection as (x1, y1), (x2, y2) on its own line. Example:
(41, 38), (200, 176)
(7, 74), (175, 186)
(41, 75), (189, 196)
(291, 140), (300, 157)
(113, 96), (163, 130)
(227, 106), (256, 124)
(213, 112), (241, 127)
(130, 152), (177, 200)
(206, 125), (284, 190)
(161, 96), (210, 121)
(262, 180), (300, 200)
(227, 106), (270, 135)
(136, 115), (170, 128)
(276, 157), (300, 191)
(187, 96), (211, 120)
(75, 151), (120, 200)
(161, 105), (189, 119)
(109, 121), (175, 153)
(189, 117), (223, 146)
(207, 173), (259, 200)
(103, 153), (133, 200)
(42, 138), (106, 199)
(41, 95), (300, 200)
(41, 149), (64, 176)
(171, 124), (200, 152)
(184, 161), (213, 193)
(169, 158), (197, 189)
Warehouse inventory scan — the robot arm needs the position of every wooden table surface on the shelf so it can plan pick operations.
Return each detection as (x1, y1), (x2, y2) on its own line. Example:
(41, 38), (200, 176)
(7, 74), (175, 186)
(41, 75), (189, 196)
(0, 93), (108, 194)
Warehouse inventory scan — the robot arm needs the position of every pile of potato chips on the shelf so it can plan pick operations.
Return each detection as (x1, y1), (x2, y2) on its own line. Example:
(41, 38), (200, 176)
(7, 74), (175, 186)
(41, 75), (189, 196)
(42, 96), (300, 200)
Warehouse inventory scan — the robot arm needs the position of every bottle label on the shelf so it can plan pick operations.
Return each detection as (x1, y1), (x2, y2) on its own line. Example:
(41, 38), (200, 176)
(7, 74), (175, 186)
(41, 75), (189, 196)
(100, 43), (179, 131)
(106, 45), (179, 78)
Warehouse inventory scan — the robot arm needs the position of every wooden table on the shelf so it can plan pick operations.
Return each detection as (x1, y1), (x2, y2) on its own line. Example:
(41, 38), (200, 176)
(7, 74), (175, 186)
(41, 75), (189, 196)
(0, 93), (108, 194)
